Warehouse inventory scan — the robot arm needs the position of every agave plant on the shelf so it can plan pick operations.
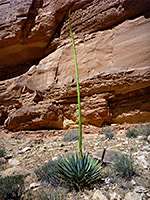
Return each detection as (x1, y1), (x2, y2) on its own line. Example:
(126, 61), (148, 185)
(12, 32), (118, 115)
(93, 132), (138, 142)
(55, 153), (102, 189)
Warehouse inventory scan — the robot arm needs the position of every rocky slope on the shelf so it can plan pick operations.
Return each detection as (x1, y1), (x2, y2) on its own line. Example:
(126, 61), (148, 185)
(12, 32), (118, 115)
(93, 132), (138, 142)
(0, 124), (150, 199)
(0, 0), (150, 131)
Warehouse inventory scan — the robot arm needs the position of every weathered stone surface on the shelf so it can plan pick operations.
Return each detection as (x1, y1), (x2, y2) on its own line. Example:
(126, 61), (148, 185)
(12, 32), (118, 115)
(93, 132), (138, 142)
(0, 0), (150, 80)
(2, 166), (30, 178)
(0, 66), (150, 131)
(93, 149), (123, 164)
(4, 103), (64, 131)
(8, 158), (20, 166)
(0, 0), (150, 131)
(92, 190), (108, 200)
(124, 192), (142, 200)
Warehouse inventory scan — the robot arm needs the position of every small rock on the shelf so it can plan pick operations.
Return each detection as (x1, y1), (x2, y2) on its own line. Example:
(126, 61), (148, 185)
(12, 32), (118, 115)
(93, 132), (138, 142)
(4, 154), (13, 159)
(8, 158), (20, 166)
(95, 142), (99, 146)
(17, 146), (31, 154)
(137, 155), (149, 169)
(21, 146), (31, 153)
(92, 190), (108, 200)
(141, 145), (150, 151)
(83, 195), (90, 200)
(146, 192), (150, 197)
(131, 179), (136, 185)
(133, 186), (147, 193)
(2, 166), (30, 178)
(110, 192), (121, 200)
(52, 156), (58, 161)
(29, 182), (40, 189)
(0, 157), (7, 164)
(124, 192), (142, 200)
(147, 135), (150, 143)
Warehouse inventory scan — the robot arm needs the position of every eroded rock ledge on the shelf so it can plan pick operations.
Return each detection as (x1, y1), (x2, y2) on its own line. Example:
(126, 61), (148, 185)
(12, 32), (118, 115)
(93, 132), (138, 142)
(0, 67), (150, 131)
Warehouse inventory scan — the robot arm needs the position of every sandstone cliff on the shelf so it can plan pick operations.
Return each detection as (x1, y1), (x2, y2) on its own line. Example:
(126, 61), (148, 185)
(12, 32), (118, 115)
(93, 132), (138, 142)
(0, 0), (150, 131)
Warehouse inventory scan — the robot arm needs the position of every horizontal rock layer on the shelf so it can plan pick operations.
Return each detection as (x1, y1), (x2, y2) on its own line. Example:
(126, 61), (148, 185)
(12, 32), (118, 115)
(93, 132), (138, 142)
(0, 0), (150, 131)
(0, 67), (150, 131)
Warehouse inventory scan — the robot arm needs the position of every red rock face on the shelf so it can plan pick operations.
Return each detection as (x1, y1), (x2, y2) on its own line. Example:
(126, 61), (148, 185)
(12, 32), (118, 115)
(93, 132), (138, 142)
(0, 0), (150, 131)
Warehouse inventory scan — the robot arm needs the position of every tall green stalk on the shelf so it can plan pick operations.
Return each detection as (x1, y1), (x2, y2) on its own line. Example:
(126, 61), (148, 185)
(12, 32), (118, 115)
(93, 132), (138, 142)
(68, 10), (82, 158)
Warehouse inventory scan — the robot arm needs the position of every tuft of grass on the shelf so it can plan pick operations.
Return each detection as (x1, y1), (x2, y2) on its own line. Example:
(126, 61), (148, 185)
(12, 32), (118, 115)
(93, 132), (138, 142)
(61, 129), (79, 142)
(26, 187), (67, 200)
(140, 123), (150, 138)
(102, 126), (115, 140)
(34, 159), (61, 187)
(126, 128), (138, 138)
(0, 175), (24, 200)
(111, 153), (137, 180)
(0, 147), (5, 158)
(55, 152), (102, 189)
(36, 188), (66, 200)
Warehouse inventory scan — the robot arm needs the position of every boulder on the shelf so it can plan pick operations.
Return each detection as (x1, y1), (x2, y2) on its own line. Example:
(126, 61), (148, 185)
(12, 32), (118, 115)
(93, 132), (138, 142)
(2, 166), (30, 178)
(124, 192), (142, 200)
(93, 149), (123, 164)
(4, 103), (64, 131)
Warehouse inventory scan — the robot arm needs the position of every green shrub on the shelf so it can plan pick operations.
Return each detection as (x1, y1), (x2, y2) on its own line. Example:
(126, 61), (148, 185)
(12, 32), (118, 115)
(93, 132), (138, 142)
(61, 129), (79, 142)
(0, 175), (24, 200)
(140, 124), (150, 137)
(34, 159), (61, 187)
(102, 127), (115, 140)
(0, 148), (5, 158)
(126, 128), (138, 138)
(111, 153), (137, 180)
(55, 152), (102, 189)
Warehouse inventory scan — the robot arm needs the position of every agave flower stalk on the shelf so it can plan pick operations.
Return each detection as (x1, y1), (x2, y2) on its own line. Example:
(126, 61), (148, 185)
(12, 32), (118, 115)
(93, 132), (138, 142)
(68, 10), (82, 158)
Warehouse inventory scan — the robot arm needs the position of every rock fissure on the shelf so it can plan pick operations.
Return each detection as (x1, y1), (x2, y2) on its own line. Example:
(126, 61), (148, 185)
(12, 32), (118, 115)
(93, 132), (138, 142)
(0, 1), (10, 6)
(22, 0), (43, 38)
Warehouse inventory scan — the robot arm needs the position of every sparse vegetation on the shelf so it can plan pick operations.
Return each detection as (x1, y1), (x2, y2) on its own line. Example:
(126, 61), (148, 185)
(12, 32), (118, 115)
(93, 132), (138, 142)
(55, 152), (102, 189)
(111, 153), (137, 180)
(0, 175), (24, 200)
(34, 158), (61, 187)
(26, 187), (67, 200)
(140, 123), (150, 138)
(35, 152), (102, 190)
(126, 128), (138, 138)
(102, 126), (115, 140)
(61, 129), (79, 142)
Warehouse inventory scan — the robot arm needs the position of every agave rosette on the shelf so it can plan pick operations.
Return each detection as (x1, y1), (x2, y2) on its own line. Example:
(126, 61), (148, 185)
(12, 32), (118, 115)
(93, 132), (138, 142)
(55, 152), (102, 188)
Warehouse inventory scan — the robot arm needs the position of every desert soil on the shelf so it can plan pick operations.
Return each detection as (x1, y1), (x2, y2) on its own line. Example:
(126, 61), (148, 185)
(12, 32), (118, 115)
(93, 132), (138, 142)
(0, 123), (150, 200)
